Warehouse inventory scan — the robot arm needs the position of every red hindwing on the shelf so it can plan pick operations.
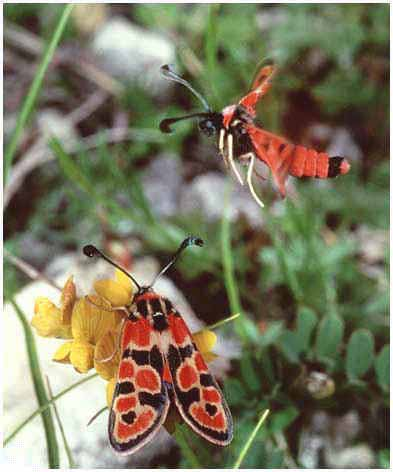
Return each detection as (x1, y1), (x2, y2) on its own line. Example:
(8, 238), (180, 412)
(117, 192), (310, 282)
(239, 63), (276, 117)
(165, 311), (233, 445)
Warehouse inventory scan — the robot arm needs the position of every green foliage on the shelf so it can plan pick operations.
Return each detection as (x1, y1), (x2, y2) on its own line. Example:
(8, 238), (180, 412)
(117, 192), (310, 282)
(375, 345), (390, 393)
(345, 329), (375, 382)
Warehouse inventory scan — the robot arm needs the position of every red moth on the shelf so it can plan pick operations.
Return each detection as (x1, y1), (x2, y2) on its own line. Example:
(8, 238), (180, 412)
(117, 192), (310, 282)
(160, 63), (350, 207)
(83, 237), (233, 454)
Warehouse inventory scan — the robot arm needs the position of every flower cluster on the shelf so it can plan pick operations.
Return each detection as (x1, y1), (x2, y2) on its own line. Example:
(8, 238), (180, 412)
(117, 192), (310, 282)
(32, 270), (219, 410)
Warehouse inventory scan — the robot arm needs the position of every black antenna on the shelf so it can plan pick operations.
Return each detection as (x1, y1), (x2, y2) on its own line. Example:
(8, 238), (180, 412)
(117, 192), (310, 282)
(150, 236), (204, 286)
(161, 64), (211, 112)
(83, 245), (141, 291)
(160, 112), (211, 133)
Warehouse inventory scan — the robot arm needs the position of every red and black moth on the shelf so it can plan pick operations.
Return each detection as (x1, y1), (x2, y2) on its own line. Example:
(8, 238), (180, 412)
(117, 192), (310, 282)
(83, 237), (233, 455)
(159, 62), (350, 207)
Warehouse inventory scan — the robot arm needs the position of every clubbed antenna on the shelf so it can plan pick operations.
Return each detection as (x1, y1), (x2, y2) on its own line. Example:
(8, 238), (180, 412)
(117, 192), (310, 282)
(83, 244), (141, 291)
(150, 236), (204, 286)
(161, 64), (211, 112)
(159, 112), (211, 133)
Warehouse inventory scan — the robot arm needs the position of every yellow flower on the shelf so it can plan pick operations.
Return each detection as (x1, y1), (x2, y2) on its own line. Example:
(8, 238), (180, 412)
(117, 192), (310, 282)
(94, 269), (134, 307)
(31, 276), (77, 338)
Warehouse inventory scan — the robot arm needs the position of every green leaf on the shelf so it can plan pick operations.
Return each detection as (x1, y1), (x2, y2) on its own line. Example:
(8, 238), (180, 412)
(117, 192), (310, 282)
(378, 449), (390, 468)
(8, 298), (60, 467)
(224, 378), (247, 407)
(296, 307), (318, 352)
(315, 314), (344, 362)
(269, 406), (299, 434)
(375, 345), (389, 392)
(278, 330), (301, 363)
(240, 353), (261, 392)
(258, 321), (284, 348)
(345, 329), (375, 381)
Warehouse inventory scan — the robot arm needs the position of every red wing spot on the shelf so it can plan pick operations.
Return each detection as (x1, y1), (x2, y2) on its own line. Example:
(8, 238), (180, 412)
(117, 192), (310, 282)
(116, 395), (136, 413)
(122, 318), (151, 349)
(116, 409), (155, 440)
(194, 352), (207, 372)
(192, 405), (225, 430)
(168, 314), (189, 345)
(119, 360), (134, 380)
(202, 388), (221, 403)
(179, 364), (198, 390)
(136, 368), (160, 391)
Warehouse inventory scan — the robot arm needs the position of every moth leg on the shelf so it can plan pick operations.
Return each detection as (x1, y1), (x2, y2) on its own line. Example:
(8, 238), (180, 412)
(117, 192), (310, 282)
(94, 317), (126, 363)
(239, 152), (267, 181)
(86, 295), (129, 317)
(247, 154), (265, 208)
(227, 133), (244, 185)
(218, 128), (230, 169)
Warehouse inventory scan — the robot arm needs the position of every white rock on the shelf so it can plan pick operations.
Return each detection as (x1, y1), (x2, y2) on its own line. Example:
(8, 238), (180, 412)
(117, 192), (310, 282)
(91, 17), (175, 95)
(179, 172), (264, 228)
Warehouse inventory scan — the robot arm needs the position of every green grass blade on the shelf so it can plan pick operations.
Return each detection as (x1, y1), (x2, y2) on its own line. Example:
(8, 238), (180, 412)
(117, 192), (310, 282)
(4, 373), (98, 445)
(207, 312), (241, 331)
(221, 184), (248, 342)
(205, 3), (221, 107)
(174, 424), (201, 468)
(233, 409), (270, 469)
(45, 376), (76, 468)
(8, 297), (60, 467)
(4, 4), (74, 183)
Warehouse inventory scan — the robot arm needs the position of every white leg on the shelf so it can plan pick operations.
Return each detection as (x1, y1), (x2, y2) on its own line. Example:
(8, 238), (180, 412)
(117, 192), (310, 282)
(227, 133), (244, 185)
(86, 295), (129, 317)
(219, 128), (225, 153)
(94, 317), (125, 363)
(247, 154), (265, 208)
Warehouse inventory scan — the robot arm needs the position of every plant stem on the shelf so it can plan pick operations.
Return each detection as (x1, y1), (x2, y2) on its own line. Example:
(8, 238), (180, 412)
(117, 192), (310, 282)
(45, 375), (76, 468)
(9, 298), (60, 468)
(4, 4), (74, 183)
(233, 409), (270, 469)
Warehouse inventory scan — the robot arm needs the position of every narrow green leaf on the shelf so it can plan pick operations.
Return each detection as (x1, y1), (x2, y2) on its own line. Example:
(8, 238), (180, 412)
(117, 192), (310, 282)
(4, 4), (74, 182)
(174, 424), (201, 468)
(315, 314), (344, 362)
(45, 376), (76, 468)
(378, 449), (390, 468)
(269, 406), (299, 434)
(240, 353), (261, 392)
(233, 409), (270, 469)
(8, 298), (60, 467)
(278, 330), (301, 363)
(296, 307), (318, 352)
(258, 321), (284, 348)
(375, 344), (389, 392)
(206, 312), (240, 330)
(345, 329), (375, 380)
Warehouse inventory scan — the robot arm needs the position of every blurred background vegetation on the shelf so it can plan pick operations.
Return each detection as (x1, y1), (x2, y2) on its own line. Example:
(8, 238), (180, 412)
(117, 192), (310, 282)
(4, 3), (389, 469)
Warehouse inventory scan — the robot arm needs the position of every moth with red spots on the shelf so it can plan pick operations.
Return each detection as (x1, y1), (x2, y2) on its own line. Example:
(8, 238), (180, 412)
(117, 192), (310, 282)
(160, 62), (350, 207)
(83, 237), (233, 455)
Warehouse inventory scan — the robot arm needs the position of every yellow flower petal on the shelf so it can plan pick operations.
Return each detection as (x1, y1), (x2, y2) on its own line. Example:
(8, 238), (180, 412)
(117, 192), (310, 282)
(106, 377), (117, 409)
(70, 341), (95, 373)
(32, 298), (72, 338)
(53, 341), (73, 363)
(71, 295), (117, 344)
(115, 268), (135, 296)
(192, 329), (217, 355)
(60, 276), (76, 325)
(94, 279), (131, 307)
(94, 329), (121, 380)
